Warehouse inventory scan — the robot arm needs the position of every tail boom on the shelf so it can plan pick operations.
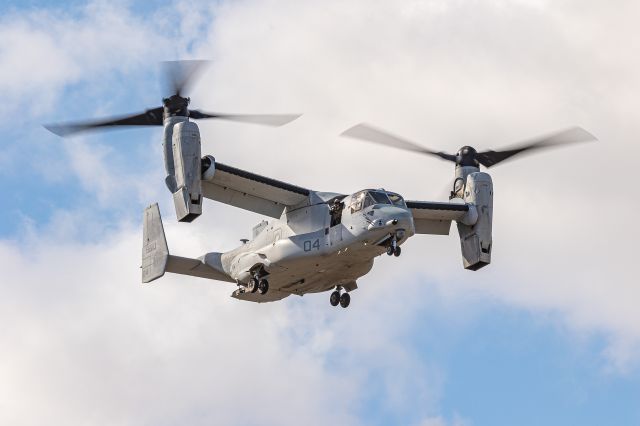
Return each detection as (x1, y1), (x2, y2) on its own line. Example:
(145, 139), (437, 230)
(141, 203), (233, 283)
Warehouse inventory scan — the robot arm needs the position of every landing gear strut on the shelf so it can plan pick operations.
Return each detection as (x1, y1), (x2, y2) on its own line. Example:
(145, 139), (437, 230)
(330, 286), (351, 308)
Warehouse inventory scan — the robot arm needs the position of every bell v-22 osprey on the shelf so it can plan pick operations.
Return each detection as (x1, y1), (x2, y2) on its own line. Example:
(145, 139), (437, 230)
(46, 61), (596, 308)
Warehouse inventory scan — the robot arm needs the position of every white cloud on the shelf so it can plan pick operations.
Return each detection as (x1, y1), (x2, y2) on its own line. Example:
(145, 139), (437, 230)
(0, 3), (154, 113)
(418, 413), (470, 426)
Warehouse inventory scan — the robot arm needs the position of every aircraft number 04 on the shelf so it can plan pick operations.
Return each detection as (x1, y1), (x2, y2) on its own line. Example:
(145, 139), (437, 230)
(303, 239), (321, 252)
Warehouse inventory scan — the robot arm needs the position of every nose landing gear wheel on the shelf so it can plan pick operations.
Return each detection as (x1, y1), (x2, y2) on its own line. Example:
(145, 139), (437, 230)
(258, 279), (269, 295)
(339, 292), (351, 308)
(330, 291), (340, 306)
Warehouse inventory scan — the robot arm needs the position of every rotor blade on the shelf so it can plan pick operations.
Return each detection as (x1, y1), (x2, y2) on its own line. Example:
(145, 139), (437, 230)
(44, 107), (164, 137)
(162, 60), (209, 97)
(340, 123), (456, 162)
(476, 126), (598, 168)
(189, 110), (302, 126)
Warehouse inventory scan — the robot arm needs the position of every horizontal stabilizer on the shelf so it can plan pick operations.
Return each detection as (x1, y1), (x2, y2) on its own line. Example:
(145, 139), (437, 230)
(141, 204), (234, 283)
(166, 254), (234, 283)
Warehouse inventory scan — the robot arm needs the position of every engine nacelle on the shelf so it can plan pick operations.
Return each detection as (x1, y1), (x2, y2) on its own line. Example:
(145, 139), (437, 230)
(457, 172), (493, 270)
(171, 120), (202, 222)
(201, 155), (216, 181)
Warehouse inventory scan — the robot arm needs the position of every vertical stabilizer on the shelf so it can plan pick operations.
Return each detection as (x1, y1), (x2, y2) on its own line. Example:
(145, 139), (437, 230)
(142, 203), (169, 283)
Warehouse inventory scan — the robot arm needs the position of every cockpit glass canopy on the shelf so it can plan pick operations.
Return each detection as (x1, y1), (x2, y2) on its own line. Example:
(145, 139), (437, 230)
(369, 191), (391, 204)
(350, 190), (405, 212)
(387, 192), (406, 207)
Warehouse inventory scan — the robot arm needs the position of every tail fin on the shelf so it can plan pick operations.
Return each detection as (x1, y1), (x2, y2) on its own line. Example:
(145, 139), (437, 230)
(142, 203), (169, 283)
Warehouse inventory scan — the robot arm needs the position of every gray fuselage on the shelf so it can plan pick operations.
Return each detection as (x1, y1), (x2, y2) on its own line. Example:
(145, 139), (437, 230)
(219, 191), (415, 296)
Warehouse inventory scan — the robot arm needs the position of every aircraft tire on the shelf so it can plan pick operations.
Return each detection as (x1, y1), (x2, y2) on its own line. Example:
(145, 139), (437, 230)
(339, 292), (351, 308)
(330, 291), (340, 306)
(394, 246), (401, 257)
(248, 278), (258, 293)
(386, 246), (394, 256)
(258, 279), (269, 295)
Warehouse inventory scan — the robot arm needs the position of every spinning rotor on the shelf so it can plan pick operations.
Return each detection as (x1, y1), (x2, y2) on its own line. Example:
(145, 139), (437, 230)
(45, 60), (301, 137)
(341, 123), (597, 168)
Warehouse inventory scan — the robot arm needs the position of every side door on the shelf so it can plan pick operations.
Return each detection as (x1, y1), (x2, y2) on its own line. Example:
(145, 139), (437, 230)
(329, 221), (343, 246)
(331, 192), (363, 246)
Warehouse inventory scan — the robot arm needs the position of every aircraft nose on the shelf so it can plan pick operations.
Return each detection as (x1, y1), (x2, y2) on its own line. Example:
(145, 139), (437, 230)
(382, 205), (412, 219)
(368, 206), (413, 229)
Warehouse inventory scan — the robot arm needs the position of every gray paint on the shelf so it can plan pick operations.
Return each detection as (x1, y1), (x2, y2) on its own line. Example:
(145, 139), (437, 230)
(141, 203), (169, 283)
(171, 120), (202, 222)
(457, 172), (493, 270)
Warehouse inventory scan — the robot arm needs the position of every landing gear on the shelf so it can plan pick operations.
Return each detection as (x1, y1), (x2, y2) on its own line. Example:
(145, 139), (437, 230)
(330, 287), (351, 308)
(387, 238), (401, 257)
(258, 279), (269, 295)
(339, 292), (351, 308)
(247, 270), (268, 295)
(330, 291), (340, 306)
(247, 277), (258, 293)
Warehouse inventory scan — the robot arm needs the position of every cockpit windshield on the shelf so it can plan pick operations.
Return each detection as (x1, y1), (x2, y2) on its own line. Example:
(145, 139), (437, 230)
(386, 192), (406, 207)
(350, 190), (405, 212)
(369, 191), (391, 204)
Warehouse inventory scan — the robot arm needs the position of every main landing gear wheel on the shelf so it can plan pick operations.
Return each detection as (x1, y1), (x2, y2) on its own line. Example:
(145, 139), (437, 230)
(258, 279), (269, 295)
(394, 246), (401, 257)
(330, 291), (340, 306)
(386, 246), (394, 256)
(248, 278), (258, 293)
(339, 292), (351, 308)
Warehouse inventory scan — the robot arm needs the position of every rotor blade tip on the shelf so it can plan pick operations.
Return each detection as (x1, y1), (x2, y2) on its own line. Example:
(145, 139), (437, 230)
(43, 124), (67, 137)
(576, 127), (598, 142)
(279, 114), (303, 125)
(340, 123), (366, 137)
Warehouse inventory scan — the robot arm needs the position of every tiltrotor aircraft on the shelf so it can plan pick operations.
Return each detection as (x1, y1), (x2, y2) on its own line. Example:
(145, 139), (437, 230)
(46, 61), (596, 308)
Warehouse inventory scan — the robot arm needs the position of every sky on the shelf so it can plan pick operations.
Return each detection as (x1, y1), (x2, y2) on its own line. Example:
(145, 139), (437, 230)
(1, 0), (640, 425)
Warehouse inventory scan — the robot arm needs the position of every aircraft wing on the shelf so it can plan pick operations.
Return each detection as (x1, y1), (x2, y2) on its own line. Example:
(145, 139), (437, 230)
(202, 161), (311, 218)
(405, 201), (470, 235)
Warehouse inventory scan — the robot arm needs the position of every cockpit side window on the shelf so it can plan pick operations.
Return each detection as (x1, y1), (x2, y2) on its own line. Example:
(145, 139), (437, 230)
(350, 191), (365, 213)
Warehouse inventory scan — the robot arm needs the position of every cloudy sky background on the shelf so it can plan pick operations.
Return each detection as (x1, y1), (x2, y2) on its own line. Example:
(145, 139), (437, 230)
(1, 0), (639, 424)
